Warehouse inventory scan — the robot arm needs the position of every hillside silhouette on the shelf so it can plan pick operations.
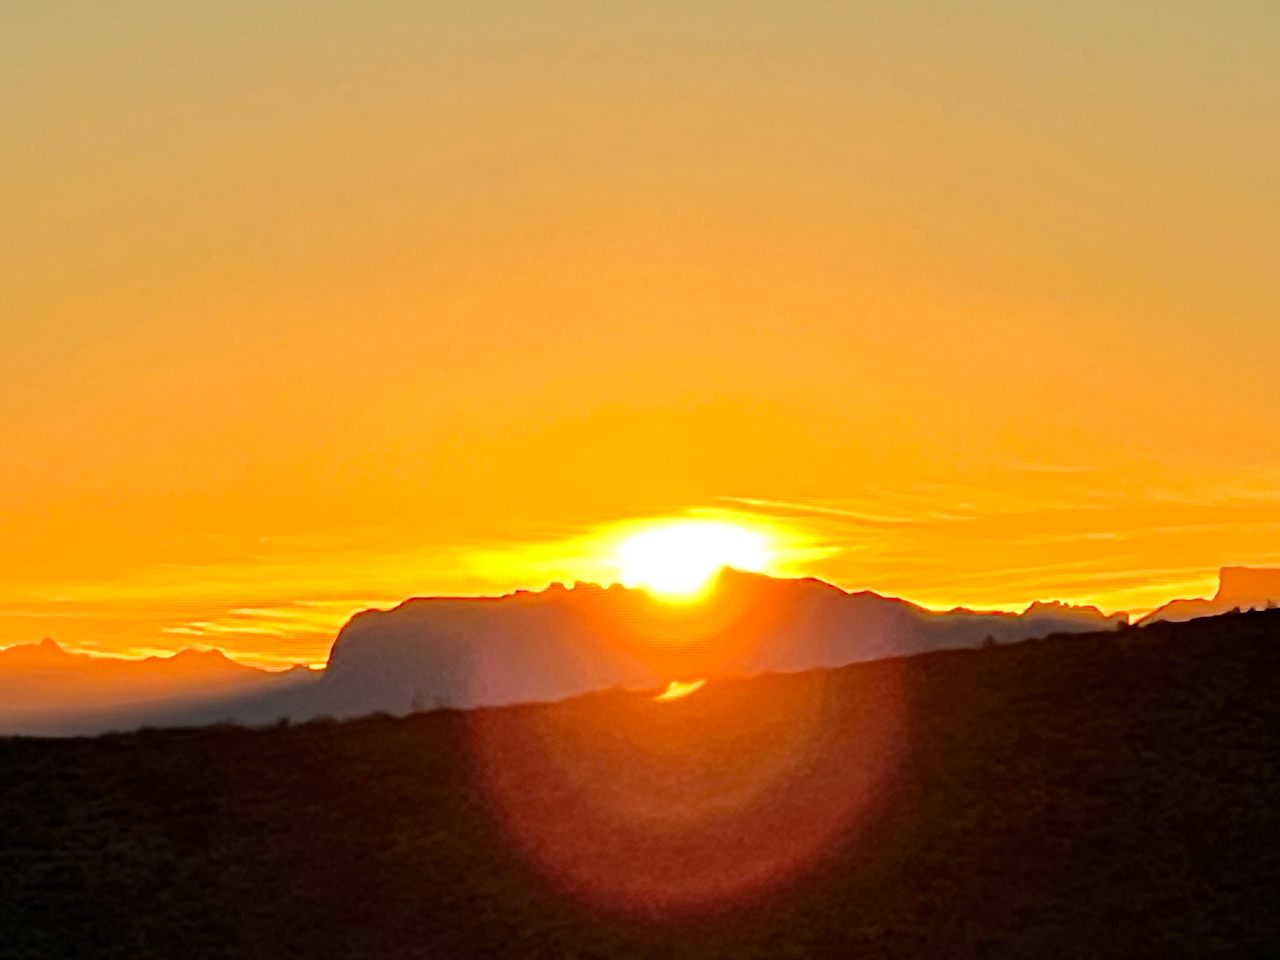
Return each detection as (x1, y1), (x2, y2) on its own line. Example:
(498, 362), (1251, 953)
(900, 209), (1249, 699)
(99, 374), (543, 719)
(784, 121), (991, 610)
(1, 610), (1276, 959)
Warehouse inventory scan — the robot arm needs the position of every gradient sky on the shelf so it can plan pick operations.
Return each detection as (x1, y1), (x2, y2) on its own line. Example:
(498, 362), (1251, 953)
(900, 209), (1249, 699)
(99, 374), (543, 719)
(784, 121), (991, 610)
(4, 2), (1279, 666)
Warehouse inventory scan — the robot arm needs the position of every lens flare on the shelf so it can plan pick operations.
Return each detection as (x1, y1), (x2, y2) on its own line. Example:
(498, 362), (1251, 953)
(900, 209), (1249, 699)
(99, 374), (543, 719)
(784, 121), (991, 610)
(653, 678), (707, 702)
(469, 662), (906, 914)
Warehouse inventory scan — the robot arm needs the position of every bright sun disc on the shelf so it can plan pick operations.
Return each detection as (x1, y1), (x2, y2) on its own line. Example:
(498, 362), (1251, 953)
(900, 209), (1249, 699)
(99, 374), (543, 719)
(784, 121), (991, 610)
(615, 520), (773, 600)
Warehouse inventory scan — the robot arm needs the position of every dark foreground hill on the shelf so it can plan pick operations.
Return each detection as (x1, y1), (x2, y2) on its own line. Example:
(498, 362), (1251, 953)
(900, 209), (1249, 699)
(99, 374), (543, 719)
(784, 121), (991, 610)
(1, 612), (1277, 959)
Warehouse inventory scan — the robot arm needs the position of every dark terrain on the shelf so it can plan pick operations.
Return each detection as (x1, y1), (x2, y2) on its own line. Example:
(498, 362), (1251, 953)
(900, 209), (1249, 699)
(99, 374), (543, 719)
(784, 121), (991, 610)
(1, 611), (1277, 959)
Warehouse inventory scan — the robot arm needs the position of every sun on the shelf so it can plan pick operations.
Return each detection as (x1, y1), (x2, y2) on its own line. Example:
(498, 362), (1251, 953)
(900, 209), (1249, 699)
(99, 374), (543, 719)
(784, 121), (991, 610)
(614, 520), (773, 601)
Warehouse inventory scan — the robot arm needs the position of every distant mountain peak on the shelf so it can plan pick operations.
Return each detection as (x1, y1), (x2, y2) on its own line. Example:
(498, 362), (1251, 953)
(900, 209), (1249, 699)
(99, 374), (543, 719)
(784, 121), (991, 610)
(0, 637), (73, 662)
(144, 647), (253, 674)
(164, 647), (232, 662)
(1023, 599), (1122, 623)
(1216, 566), (1280, 603)
(1141, 566), (1280, 624)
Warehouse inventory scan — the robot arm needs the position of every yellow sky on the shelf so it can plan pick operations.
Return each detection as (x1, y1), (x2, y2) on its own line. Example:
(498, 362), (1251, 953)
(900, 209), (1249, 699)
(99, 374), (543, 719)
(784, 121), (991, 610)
(3, 2), (1278, 666)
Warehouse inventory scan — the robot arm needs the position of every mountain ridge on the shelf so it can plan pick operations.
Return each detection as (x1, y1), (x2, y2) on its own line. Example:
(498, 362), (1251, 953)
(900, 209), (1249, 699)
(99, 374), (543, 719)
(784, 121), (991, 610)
(315, 568), (1124, 721)
(19, 567), (1280, 738)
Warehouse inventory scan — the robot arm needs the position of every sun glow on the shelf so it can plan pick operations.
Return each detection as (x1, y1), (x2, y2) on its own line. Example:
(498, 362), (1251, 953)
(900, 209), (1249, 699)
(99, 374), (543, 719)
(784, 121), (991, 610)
(614, 520), (773, 600)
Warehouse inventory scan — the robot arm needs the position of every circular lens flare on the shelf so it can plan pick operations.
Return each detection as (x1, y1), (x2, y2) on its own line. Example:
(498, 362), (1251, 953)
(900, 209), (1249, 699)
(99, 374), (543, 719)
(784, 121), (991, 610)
(469, 663), (906, 915)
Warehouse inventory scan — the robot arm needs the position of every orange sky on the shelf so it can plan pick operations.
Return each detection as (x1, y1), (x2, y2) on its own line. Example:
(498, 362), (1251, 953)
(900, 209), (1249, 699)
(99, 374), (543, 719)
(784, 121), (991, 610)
(4, 3), (1279, 666)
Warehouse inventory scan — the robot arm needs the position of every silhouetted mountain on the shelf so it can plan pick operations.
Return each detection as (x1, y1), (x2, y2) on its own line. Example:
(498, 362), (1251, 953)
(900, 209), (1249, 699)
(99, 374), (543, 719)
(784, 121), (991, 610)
(1, 610), (1275, 959)
(0, 640), (316, 737)
(313, 570), (1125, 719)
(0, 572), (1128, 736)
(1140, 565), (1280, 624)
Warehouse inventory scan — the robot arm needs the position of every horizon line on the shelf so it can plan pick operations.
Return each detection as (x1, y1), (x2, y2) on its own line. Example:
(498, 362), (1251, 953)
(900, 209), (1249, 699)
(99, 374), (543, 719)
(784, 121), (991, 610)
(5, 563), (1270, 669)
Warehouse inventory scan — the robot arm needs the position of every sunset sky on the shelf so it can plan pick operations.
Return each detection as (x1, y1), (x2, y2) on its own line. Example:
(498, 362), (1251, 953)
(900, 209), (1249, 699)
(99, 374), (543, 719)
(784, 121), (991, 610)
(4, 2), (1279, 666)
